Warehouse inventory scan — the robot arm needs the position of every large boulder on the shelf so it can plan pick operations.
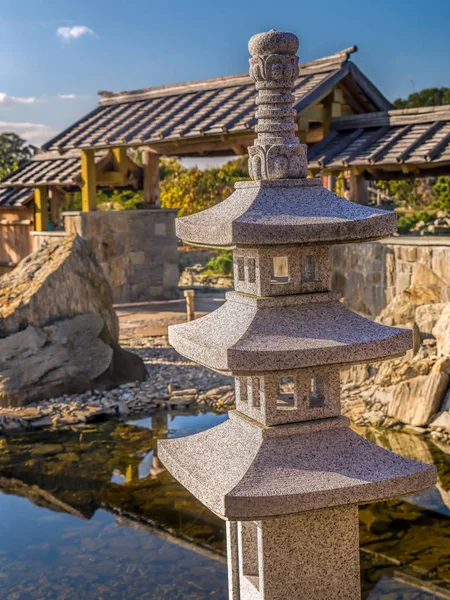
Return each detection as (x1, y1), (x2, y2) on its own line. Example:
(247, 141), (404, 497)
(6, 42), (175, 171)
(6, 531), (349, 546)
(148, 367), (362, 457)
(0, 236), (146, 407)
(386, 372), (449, 427)
(0, 234), (118, 340)
(377, 284), (442, 328)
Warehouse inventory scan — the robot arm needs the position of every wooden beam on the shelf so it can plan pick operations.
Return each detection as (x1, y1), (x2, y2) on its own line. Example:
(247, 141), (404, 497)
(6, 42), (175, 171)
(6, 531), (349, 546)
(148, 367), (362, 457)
(297, 116), (309, 144)
(80, 149), (97, 212)
(142, 149), (160, 207)
(112, 147), (128, 176)
(34, 186), (49, 232)
(323, 88), (343, 136)
(300, 105), (326, 123)
(97, 172), (126, 185)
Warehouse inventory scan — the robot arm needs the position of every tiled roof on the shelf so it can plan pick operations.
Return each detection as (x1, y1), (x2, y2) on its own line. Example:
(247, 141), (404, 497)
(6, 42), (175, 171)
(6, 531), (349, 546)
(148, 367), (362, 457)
(0, 151), (81, 188)
(308, 106), (450, 170)
(43, 46), (391, 152)
(0, 187), (33, 207)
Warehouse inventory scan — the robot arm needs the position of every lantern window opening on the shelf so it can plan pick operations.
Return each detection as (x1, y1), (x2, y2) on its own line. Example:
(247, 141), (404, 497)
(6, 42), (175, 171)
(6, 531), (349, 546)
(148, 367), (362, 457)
(277, 376), (297, 410)
(237, 257), (245, 281)
(309, 374), (329, 408)
(239, 521), (260, 591)
(238, 377), (248, 403)
(271, 256), (290, 284)
(301, 254), (317, 283)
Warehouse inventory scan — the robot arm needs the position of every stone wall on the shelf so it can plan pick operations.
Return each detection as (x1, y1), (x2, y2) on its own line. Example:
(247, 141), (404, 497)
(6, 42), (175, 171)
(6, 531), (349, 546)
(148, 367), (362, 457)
(63, 209), (179, 303)
(331, 238), (450, 318)
(0, 206), (34, 273)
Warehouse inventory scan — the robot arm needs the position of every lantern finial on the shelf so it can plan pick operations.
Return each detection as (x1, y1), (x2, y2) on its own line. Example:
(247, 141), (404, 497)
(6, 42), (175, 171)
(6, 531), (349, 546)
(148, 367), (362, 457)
(247, 30), (307, 180)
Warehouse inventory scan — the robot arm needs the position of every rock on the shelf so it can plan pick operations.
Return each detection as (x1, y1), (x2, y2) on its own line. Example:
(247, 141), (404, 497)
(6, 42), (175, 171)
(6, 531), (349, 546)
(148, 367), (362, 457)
(415, 303), (446, 338)
(433, 305), (450, 356)
(440, 387), (450, 412)
(0, 314), (146, 407)
(377, 284), (442, 328)
(0, 234), (118, 341)
(374, 355), (431, 387)
(386, 372), (449, 427)
(430, 411), (450, 431)
(432, 356), (450, 375)
(411, 263), (445, 290)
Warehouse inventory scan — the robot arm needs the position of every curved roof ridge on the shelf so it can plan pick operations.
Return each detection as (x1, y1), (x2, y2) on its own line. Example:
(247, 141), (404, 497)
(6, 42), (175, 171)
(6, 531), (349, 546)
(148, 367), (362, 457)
(97, 46), (358, 106)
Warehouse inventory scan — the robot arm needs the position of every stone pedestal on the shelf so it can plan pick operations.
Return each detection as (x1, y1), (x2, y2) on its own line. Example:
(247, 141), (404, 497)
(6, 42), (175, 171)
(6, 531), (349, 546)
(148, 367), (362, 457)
(228, 506), (360, 600)
(63, 209), (179, 303)
(158, 29), (436, 600)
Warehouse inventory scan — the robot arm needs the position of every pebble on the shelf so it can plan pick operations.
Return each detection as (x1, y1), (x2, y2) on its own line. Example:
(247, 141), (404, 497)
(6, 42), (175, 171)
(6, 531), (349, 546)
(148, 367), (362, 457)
(0, 335), (234, 436)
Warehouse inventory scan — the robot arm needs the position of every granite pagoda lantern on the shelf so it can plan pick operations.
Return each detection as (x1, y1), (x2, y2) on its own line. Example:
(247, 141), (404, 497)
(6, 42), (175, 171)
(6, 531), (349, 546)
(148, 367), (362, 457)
(159, 30), (436, 599)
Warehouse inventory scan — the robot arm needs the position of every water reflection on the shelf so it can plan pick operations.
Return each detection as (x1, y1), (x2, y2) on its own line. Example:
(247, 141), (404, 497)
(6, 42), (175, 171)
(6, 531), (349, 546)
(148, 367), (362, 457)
(0, 412), (450, 598)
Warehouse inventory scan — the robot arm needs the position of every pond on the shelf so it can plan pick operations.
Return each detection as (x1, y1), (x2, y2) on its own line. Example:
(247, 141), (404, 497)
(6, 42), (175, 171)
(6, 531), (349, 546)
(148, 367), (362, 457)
(0, 409), (450, 599)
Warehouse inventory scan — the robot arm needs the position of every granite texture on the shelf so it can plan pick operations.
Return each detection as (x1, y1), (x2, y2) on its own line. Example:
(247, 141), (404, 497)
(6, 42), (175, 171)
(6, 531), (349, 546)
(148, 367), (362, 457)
(235, 366), (341, 426)
(247, 30), (306, 180)
(158, 409), (436, 520)
(233, 244), (330, 296)
(255, 506), (360, 599)
(175, 179), (397, 247)
(160, 28), (435, 600)
(168, 293), (412, 374)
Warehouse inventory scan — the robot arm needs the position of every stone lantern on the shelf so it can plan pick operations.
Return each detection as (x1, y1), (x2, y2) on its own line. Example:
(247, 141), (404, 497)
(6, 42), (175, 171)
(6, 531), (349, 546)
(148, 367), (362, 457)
(159, 30), (436, 600)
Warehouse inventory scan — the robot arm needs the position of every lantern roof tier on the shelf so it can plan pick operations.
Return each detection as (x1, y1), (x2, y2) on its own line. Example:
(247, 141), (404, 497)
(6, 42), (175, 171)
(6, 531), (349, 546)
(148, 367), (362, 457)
(158, 411), (435, 520)
(175, 178), (397, 247)
(168, 292), (412, 374)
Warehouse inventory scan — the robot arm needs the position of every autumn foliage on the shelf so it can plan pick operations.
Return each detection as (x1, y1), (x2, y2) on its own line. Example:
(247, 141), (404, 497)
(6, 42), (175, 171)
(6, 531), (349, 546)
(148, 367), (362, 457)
(160, 156), (249, 216)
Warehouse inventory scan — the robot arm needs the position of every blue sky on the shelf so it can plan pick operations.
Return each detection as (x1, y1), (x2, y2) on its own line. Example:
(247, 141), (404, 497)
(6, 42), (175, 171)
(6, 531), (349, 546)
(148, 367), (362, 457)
(1, 0), (449, 146)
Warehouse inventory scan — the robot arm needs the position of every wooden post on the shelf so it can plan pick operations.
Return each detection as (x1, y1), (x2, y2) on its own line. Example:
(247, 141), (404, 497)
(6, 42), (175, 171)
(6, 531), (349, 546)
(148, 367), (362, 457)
(34, 186), (49, 232)
(323, 88), (343, 136)
(349, 170), (369, 205)
(184, 289), (195, 322)
(322, 172), (336, 192)
(80, 149), (97, 212)
(112, 147), (128, 178)
(49, 188), (63, 229)
(297, 115), (309, 144)
(142, 149), (160, 207)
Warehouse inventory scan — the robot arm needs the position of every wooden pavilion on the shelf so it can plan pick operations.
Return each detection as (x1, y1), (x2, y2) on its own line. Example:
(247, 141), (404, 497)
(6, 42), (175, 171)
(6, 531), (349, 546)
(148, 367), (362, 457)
(1, 44), (450, 270)
(0, 46), (390, 240)
(308, 106), (450, 202)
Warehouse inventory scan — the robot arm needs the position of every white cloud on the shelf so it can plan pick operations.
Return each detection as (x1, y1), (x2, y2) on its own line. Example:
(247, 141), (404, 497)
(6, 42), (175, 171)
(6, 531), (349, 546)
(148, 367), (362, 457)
(57, 93), (91, 100)
(0, 121), (59, 145)
(56, 25), (95, 42)
(0, 93), (38, 107)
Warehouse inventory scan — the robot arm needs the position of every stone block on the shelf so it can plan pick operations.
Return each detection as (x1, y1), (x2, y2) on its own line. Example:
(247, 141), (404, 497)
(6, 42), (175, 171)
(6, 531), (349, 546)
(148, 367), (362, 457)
(149, 285), (164, 298)
(155, 222), (167, 236)
(130, 251), (145, 265)
(163, 263), (180, 288)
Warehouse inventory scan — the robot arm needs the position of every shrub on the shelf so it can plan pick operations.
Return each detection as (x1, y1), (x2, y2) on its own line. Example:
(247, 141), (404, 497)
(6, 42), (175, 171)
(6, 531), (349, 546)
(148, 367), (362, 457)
(203, 251), (233, 276)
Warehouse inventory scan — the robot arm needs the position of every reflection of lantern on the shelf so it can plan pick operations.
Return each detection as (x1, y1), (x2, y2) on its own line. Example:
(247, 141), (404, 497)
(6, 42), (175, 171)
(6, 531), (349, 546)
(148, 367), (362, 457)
(159, 29), (436, 599)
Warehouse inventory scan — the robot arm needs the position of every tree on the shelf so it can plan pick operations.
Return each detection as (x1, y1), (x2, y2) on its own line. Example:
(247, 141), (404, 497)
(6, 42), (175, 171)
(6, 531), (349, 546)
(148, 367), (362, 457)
(0, 132), (34, 178)
(432, 177), (450, 211)
(393, 87), (450, 109)
(160, 156), (249, 216)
